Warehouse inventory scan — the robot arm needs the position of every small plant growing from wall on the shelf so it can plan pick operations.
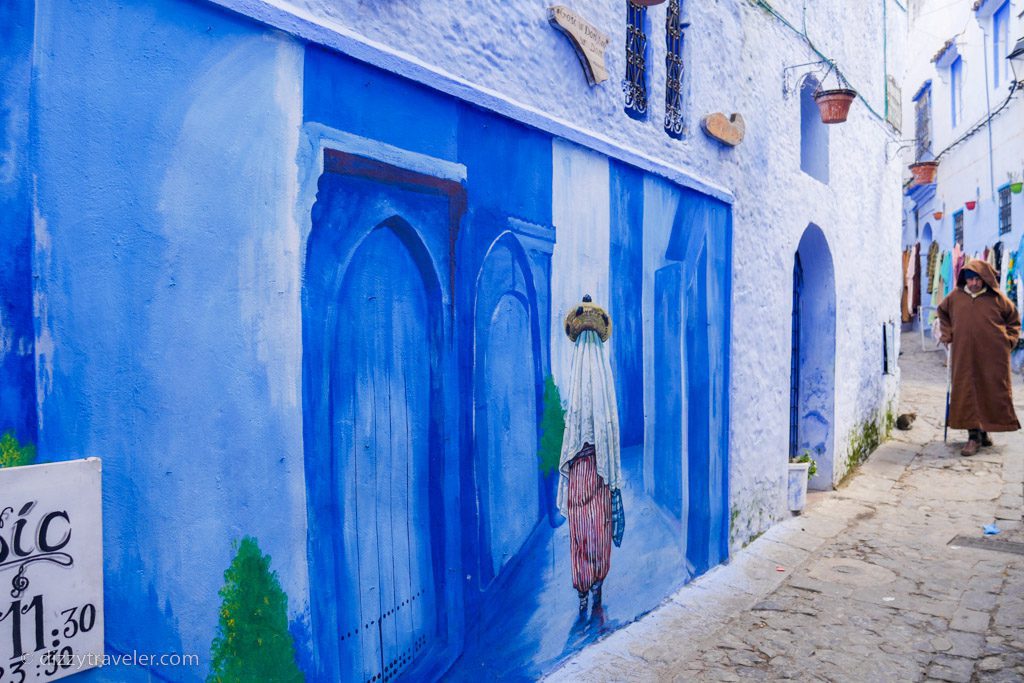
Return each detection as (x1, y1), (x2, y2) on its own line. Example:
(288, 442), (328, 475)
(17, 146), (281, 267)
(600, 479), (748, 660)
(208, 536), (302, 683)
(0, 431), (36, 468)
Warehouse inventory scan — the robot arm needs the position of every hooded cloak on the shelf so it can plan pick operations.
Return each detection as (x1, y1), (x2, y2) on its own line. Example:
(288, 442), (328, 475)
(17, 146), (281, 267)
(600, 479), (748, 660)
(938, 258), (1021, 432)
(556, 330), (622, 517)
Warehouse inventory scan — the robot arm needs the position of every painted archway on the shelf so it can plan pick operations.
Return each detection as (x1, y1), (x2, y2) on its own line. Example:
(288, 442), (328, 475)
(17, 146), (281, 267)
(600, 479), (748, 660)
(789, 224), (837, 490)
(302, 152), (464, 682)
(473, 233), (544, 586)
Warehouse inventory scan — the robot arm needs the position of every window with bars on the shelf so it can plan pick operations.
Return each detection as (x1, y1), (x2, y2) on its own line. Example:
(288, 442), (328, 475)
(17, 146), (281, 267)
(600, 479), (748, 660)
(999, 185), (1012, 235)
(954, 210), (964, 246)
(624, 2), (648, 119)
(664, 0), (685, 138)
(914, 85), (931, 160)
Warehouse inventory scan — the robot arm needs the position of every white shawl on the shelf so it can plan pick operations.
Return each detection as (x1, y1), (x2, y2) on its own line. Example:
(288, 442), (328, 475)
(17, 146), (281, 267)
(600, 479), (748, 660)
(556, 330), (622, 517)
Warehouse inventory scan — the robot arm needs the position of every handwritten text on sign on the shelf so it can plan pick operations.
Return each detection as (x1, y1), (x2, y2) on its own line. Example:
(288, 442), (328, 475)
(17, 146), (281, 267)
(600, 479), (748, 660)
(0, 459), (103, 682)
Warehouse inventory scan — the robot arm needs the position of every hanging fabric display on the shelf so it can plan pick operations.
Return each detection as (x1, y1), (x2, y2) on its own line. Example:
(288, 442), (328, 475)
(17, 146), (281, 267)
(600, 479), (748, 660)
(901, 248), (911, 322)
(927, 242), (940, 294)
(911, 242), (921, 314)
(1006, 251), (1018, 306)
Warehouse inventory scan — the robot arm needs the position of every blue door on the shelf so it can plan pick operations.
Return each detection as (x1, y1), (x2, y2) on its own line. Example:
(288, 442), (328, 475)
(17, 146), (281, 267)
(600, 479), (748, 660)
(474, 239), (541, 583)
(333, 226), (436, 682)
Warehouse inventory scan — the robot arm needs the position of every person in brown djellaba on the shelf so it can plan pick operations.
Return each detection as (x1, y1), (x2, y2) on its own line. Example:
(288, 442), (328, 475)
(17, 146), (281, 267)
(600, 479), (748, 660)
(938, 258), (1021, 456)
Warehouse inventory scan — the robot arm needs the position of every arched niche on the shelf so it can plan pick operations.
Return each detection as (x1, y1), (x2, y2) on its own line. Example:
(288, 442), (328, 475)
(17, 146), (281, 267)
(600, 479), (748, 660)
(800, 75), (829, 184)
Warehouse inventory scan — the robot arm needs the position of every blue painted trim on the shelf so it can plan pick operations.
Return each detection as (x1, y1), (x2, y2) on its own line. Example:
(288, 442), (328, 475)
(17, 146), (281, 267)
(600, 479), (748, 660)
(907, 182), (936, 207)
(972, 0), (1005, 19)
(911, 79), (932, 102)
(205, 0), (734, 204)
(303, 122), (467, 182)
(935, 42), (960, 69)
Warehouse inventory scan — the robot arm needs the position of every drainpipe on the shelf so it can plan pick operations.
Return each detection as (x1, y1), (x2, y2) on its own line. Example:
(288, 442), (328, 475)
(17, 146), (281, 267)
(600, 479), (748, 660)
(980, 23), (997, 202)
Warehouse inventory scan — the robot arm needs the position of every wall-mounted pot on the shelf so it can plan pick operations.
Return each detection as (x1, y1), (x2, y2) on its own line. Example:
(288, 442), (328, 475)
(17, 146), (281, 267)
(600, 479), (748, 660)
(1011, 182), (1023, 194)
(909, 161), (939, 185)
(933, 211), (944, 220)
(813, 88), (857, 124)
(966, 201), (977, 211)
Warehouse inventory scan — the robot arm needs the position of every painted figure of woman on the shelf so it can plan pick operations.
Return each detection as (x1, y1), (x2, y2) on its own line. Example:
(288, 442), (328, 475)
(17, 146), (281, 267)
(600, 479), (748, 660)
(557, 295), (624, 614)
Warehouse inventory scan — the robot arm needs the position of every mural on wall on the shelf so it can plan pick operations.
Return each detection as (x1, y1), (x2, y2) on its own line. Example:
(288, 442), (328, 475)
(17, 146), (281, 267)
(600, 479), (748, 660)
(558, 297), (624, 615)
(207, 537), (302, 683)
(1, 1), (734, 678)
(300, 57), (733, 675)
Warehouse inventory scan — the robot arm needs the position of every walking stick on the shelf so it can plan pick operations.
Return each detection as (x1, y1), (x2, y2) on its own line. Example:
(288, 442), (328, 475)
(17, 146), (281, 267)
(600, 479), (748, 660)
(944, 344), (951, 444)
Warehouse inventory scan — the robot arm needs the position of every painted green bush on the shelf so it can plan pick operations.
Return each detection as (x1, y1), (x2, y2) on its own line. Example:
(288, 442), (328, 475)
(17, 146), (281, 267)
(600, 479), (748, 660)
(538, 375), (565, 475)
(208, 536), (303, 683)
(0, 431), (36, 468)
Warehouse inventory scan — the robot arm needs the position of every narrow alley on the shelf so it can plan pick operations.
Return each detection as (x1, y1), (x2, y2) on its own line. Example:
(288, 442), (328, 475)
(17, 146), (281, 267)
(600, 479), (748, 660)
(548, 333), (1024, 682)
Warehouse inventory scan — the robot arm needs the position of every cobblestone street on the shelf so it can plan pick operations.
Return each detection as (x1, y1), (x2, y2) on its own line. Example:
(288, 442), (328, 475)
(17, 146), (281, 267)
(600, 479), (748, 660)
(548, 333), (1024, 682)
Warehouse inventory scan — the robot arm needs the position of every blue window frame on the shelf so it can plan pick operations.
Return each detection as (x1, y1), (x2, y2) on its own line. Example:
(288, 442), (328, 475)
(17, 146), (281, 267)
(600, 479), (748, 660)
(954, 209), (964, 246)
(624, 2), (649, 120)
(950, 56), (963, 128)
(998, 184), (1012, 235)
(993, 1), (1010, 87)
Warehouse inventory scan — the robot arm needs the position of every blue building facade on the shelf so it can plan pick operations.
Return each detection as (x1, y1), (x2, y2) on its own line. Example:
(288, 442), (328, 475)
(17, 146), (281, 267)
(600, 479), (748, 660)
(1, 0), (733, 679)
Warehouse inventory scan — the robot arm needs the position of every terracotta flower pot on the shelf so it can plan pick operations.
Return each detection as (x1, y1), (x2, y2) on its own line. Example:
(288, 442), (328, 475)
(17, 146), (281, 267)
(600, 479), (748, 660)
(909, 161), (939, 185)
(933, 211), (944, 220)
(813, 88), (857, 124)
(1012, 182), (1023, 194)
(966, 201), (977, 210)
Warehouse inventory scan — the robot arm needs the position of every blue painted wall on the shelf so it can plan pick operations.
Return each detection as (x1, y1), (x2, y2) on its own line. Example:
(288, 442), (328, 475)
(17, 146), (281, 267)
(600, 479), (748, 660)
(14, 0), (734, 680)
(0, 0), (37, 445)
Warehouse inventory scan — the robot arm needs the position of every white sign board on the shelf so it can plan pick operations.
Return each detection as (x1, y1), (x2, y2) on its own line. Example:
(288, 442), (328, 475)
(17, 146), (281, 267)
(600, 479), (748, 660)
(0, 459), (103, 681)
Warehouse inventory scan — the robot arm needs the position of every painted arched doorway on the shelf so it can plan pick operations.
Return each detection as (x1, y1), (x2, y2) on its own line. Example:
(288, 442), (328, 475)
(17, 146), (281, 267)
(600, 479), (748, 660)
(920, 223), (933, 327)
(303, 153), (465, 682)
(330, 224), (437, 681)
(788, 224), (836, 489)
(473, 235), (543, 586)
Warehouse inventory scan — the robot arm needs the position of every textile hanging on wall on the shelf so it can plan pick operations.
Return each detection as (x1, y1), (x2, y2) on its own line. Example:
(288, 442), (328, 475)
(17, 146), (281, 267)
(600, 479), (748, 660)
(953, 243), (964, 286)
(901, 248), (912, 322)
(941, 250), (954, 297)
(1007, 251), (1018, 306)
(911, 242), (921, 313)
(927, 242), (940, 294)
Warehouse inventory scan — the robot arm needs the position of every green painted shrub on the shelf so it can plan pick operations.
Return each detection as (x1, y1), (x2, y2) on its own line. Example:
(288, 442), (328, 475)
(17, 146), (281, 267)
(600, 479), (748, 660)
(0, 431), (36, 468)
(538, 375), (565, 476)
(208, 536), (302, 683)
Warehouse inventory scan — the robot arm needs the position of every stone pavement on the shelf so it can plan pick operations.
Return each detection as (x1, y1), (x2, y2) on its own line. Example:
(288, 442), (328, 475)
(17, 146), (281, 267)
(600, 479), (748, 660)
(546, 334), (1024, 682)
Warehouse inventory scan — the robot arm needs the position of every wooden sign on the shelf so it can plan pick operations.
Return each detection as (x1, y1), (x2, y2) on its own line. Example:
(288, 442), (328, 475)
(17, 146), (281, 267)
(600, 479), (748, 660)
(549, 6), (611, 86)
(700, 112), (746, 147)
(0, 459), (104, 680)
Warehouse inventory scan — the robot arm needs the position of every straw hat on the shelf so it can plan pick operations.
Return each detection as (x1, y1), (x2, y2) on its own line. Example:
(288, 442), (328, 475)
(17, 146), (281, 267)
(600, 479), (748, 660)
(564, 295), (611, 342)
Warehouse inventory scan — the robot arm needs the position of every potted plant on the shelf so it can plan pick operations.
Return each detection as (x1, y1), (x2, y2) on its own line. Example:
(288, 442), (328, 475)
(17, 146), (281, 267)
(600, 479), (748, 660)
(909, 160), (939, 185)
(814, 88), (857, 124)
(812, 63), (857, 124)
(1010, 170), (1023, 195)
(787, 449), (819, 515)
(966, 200), (977, 211)
(933, 211), (944, 220)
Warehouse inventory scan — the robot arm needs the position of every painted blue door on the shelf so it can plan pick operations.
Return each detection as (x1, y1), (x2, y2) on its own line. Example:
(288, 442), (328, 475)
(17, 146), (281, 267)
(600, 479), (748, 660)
(654, 263), (684, 520)
(334, 226), (436, 683)
(475, 241), (541, 582)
